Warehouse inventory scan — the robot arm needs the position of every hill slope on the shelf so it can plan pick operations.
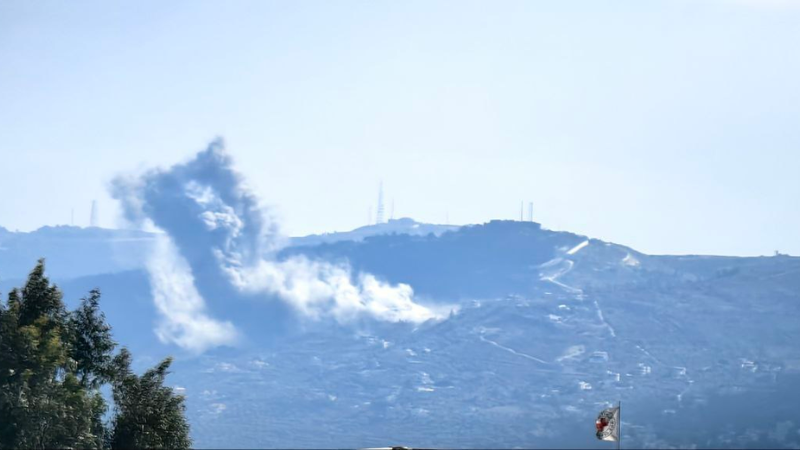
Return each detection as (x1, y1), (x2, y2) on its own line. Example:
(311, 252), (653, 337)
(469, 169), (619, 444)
(2, 220), (798, 448)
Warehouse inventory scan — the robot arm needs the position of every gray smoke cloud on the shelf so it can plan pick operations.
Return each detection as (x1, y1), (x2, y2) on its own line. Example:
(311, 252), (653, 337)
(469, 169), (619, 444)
(111, 139), (448, 352)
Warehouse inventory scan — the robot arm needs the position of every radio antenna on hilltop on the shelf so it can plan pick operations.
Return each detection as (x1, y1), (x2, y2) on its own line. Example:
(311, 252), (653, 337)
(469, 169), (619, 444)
(90, 200), (99, 227)
(376, 181), (385, 224)
(528, 202), (533, 222)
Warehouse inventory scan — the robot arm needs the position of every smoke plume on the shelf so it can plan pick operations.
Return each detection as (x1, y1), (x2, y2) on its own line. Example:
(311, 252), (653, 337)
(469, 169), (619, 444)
(111, 139), (446, 352)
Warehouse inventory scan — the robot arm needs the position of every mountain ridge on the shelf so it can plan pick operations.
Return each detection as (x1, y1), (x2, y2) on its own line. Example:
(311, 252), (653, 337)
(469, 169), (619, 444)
(1, 219), (799, 447)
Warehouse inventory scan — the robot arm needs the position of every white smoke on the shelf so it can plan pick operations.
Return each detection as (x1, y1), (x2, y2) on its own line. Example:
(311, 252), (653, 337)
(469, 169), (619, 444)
(224, 257), (447, 323)
(113, 140), (449, 352)
(190, 176), (449, 324)
(147, 235), (239, 352)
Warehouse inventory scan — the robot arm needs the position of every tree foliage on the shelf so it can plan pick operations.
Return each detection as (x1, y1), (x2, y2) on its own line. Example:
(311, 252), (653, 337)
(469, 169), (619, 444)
(109, 352), (191, 450)
(68, 289), (115, 389)
(0, 260), (191, 449)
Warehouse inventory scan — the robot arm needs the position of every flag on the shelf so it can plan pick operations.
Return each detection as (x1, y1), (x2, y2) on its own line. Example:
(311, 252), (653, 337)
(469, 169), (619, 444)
(595, 406), (620, 442)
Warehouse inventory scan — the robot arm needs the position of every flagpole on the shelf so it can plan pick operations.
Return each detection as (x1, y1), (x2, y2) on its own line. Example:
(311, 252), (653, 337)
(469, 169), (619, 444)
(617, 401), (621, 450)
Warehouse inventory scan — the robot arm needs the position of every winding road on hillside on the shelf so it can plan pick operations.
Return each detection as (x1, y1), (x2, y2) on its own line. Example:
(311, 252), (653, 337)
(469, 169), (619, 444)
(539, 241), (618, 339)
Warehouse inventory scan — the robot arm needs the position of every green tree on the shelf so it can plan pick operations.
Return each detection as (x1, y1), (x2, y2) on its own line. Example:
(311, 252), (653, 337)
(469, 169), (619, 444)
(0, 260), (191, 449)
(109, 351), (191, 450)
(0, 260), (100, 449)
(68, 289), (116, 389)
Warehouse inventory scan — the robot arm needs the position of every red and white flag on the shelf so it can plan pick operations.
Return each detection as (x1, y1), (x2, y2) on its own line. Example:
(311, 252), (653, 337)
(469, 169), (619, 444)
(595, 406), (620, 442)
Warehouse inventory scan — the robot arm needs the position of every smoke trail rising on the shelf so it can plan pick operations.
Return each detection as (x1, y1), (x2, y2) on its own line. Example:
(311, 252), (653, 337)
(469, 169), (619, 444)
(112, 139), (446, 351)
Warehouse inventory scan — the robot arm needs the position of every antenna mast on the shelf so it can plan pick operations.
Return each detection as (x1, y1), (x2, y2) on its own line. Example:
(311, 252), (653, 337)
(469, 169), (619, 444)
(376, 182), (385, 224)
(90, 200), (99, 227)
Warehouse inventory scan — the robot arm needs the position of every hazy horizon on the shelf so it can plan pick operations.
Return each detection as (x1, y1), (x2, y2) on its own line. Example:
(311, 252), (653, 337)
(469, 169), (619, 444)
(2, 0), (799, 256)
(3, 3), (800, 448)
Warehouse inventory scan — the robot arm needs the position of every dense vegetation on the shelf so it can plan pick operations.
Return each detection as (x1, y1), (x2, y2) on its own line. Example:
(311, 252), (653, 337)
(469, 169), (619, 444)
(0, 260), (190, 449)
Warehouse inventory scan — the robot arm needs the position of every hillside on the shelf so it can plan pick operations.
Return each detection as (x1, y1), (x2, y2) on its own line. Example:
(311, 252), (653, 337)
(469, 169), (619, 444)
(0, 225), (157, 281)
(1, 220), (798, 448)
(289, 217), (459, 247)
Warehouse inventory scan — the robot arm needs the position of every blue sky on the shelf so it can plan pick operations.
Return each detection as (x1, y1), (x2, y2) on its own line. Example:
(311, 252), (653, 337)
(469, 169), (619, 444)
(1, 0), (798, 256)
